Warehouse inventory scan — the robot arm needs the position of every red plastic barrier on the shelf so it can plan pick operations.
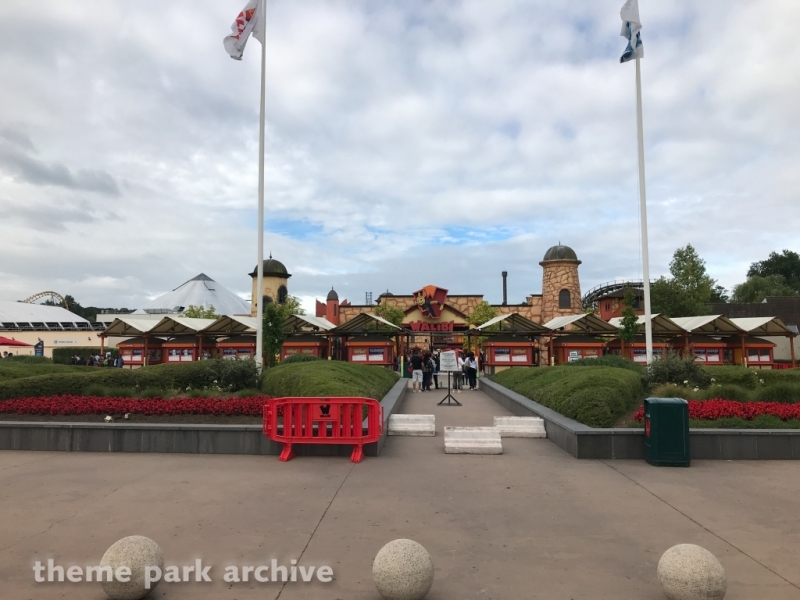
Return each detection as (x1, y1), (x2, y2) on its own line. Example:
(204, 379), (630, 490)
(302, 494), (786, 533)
(263, 397), (383, 463)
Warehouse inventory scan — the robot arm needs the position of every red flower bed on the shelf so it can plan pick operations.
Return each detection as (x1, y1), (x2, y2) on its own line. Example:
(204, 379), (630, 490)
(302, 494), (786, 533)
(0, 395), (271, 416)
(633, 399), (800, 422)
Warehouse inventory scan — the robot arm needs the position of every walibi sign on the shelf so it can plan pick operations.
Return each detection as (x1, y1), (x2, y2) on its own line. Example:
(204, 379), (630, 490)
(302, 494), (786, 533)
(407, 321), (455, 332)
(408, 285), (456, 331)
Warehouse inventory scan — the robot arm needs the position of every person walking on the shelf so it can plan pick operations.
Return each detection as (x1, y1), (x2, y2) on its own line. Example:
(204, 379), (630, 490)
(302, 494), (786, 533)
(422, 352), (434, 391)
(432, 351), (440, 389)
(455, 351), (466, 393)
(410, 349), (424, 393)
(466, 352), (478, 391)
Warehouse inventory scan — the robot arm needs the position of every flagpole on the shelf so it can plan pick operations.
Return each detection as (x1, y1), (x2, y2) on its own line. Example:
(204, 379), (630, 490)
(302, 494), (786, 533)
(254, 0), (267, 369)
(635, 57), (654, 364)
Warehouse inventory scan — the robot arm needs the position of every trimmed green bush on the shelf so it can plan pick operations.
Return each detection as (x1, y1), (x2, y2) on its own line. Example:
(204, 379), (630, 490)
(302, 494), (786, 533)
(702, 366), (800, 389)
(52, 347), (119, 365)
(753, 382), (800, 404)
(647, 351), (711, 389)
(0, 362), (84, 382)
(564, 355), (644, 373)
(702, 384), (752, 402)
(261, 361), (398, 400)
(0, 359), (259, 400)
(491, 366), (645, 428)
(4, 355), (53, 363)
(280, 354), (322, 365)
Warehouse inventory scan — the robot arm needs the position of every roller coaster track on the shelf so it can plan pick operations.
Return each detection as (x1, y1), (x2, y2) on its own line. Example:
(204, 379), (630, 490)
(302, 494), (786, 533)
(582, 280), (651, 310)
(22, 291), (69, 309)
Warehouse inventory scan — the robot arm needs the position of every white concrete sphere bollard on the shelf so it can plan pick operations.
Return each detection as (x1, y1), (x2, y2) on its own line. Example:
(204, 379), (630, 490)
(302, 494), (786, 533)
(657, 544), (727, 600)
(372, 539), (434, 600)
(99, 535), (164, 600)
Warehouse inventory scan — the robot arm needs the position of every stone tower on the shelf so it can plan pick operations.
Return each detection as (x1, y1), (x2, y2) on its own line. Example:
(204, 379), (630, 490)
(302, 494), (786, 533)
(249, 255), (291, 316)
(540, 244), (582, 325)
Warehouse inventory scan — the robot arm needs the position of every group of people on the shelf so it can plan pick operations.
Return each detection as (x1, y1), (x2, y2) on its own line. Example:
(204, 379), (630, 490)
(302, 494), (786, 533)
(408, 348), (479, 393)
(70, 353), (125, 368)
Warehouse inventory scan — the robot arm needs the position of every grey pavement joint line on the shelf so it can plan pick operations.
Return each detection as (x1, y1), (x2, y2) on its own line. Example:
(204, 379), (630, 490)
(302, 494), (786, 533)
(273, 461), (356, 600)
(601, 460), (800, 591)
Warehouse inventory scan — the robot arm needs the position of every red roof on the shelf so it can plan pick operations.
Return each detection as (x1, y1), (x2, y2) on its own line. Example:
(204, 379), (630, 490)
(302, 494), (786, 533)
(0, 336), (33, 347)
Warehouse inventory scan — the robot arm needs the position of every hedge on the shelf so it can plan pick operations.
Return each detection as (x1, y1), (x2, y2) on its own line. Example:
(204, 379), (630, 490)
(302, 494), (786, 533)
(491, 366), (645, 428)
(0, 359), (259, 400)
(700, 366), (800, 389)
(52, 347), (119, 365)
(261, 361), (399, 400)
(0, 361), (85, 383)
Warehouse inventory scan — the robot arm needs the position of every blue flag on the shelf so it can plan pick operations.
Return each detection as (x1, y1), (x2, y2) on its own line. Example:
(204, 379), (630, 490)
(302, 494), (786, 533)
(620, 0), (643, 63)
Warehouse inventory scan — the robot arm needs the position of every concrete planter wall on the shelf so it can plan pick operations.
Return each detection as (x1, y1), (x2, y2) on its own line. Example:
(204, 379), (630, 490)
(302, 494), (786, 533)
(0, 377), (408, 457)
(481, 379), (800, 460)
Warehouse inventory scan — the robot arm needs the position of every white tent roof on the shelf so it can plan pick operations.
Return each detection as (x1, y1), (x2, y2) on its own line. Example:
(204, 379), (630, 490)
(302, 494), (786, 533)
(729, 317), (792, 335)
(670, 315), (743, 334)
(608, 313), (685, 335)
(544, 313), (618, 333)
(0, 300), (91, 329)
(201, 316), (260, 334)
(101, 317), (162, 336)
(144, 273), (250, 316)
(148, 317), (217, 335)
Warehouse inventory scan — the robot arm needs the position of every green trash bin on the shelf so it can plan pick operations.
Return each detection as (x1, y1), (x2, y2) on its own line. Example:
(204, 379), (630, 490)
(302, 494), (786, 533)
(644, 397), (690, 467)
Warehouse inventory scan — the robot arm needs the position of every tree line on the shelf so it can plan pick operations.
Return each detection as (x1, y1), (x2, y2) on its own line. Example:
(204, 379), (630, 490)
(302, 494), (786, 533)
(648, 246), (800, 317)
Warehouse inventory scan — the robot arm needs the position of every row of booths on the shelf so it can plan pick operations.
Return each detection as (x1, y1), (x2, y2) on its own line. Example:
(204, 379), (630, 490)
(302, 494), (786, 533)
(101, 312), (796, 371)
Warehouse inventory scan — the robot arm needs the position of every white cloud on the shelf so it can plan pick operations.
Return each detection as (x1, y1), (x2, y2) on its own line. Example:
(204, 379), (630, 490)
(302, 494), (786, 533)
(0, 0), (798, 310)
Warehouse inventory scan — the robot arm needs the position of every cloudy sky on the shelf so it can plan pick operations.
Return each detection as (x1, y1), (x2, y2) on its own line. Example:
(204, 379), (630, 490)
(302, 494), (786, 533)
(1, 0), (798, 313)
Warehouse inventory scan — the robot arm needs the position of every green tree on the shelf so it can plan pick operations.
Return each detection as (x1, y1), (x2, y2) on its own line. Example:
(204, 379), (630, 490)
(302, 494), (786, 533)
(650, 244), (717, 317)
(182, 304), (219, 319)
(731, 275), (798, 303)
(618, 286), (640, 346)
(747, 250), (800, 292)
(466, 301), (499, 327)
(710, 284), (729, 303)
(262, 295), (305, 367)
(465, 301), (499, 351)
(373, 299), (404, 326)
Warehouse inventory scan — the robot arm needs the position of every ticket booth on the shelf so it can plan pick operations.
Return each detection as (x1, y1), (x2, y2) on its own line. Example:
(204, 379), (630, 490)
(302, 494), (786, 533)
(482, 336), (538, 373)
(726, 336), (776, 369)
(117, 337), (165, 368)
(163, 336), (215, 363)
(672, 336), (726, 365)
(552, 335), (607, 365)
(345, 336), (395, 367)
(216, 335), (256, 360)
(281, 334), (328, 361)
(606, 336), (669, 363)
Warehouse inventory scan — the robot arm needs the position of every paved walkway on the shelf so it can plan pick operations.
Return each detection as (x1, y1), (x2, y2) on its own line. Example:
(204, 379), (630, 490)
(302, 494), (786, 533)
(2, 383), (800, 599)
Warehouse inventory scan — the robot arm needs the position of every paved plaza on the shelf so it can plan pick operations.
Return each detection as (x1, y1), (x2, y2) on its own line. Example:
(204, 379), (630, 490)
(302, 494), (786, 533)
(2, 386), (800, 599)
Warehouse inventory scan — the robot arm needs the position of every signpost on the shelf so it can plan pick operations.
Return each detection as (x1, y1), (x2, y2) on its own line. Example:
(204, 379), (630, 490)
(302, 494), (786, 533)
(34, 341), (44, 357)
(437, 350), (462, 406)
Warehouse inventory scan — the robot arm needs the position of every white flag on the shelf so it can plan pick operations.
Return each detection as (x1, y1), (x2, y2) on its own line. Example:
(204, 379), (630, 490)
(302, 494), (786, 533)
(223, 0), (265, 61)
(620, 0), (643, 63)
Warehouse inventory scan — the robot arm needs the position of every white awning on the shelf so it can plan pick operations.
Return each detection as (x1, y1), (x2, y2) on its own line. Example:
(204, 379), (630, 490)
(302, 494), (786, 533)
(544, 313), (619, 333)
(147, 317), (218, 335)
(670, 315), (743, 334)
(201, 315), (260, 334)
(101, 317), (162, 336)
(283, 315), (336, 331)
(608, 313), (685, 335)
(475, 313), (550, 333)
(729, 317), (792, 335)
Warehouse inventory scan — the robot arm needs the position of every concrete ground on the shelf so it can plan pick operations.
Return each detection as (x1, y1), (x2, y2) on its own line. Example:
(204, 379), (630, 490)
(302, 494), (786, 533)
(2, 383), (800, 599)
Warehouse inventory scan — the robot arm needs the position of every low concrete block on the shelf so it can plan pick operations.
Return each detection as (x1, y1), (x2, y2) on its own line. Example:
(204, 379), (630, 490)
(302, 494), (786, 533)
(388, 414), (435, 437)
(444, 427), (502, 455)
(493, 416), (546, 438)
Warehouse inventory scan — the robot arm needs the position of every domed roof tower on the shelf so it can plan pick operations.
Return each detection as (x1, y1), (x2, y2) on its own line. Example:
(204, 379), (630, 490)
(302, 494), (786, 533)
(249, 254), (291, 315)
(540, 243), (582, 324)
